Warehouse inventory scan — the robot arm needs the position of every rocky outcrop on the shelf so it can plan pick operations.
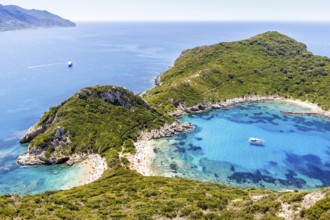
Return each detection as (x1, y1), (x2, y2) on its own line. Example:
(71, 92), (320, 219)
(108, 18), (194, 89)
(65, 153), (89, 166)
(99, 88), (150, 109)
(139, 120), (195, 141)
(19, 126), (46, 144)
(155, 74), (162, 86)
(50, 127), (71, 147)
(17, 154), (45, 165)
(17, 152), (89, 166)
(17, 126), (71, 165)
(17, 151), (71, 165)
(19, 112), (60, 144)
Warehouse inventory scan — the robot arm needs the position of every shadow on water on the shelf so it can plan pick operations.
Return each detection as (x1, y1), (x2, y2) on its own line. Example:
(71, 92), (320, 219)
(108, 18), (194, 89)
(249, 143), (265, 147)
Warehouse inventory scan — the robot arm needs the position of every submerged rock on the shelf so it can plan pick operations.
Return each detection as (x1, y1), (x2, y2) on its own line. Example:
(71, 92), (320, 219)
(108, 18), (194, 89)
(170, 162), (178, 172)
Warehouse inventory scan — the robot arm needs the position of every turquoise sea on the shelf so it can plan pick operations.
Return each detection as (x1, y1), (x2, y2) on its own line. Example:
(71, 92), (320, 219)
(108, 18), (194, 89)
(151, 101), (330, 190)
(1, 22), (330, 194)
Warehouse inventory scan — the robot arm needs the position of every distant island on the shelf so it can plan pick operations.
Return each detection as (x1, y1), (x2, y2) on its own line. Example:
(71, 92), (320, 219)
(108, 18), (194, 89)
(0, 4), (75, 31)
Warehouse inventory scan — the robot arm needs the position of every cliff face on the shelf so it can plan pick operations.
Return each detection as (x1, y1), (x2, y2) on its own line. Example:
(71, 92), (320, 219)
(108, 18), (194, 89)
(0, 4), (75, 31)
(18, 85), (170, 165)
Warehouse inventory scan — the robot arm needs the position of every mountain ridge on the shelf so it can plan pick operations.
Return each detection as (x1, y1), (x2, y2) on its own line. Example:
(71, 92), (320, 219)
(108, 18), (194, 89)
(0, 4), (75, 31)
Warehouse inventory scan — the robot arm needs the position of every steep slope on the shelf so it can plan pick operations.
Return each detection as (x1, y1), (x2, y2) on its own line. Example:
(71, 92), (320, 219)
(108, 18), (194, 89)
(0, 4), (75, 31)
(144, 31), (330, 113)
(18, 85), (171, 165)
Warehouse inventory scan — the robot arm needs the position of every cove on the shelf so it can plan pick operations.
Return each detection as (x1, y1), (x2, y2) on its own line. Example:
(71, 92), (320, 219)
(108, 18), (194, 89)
(150, 101), (330, 190)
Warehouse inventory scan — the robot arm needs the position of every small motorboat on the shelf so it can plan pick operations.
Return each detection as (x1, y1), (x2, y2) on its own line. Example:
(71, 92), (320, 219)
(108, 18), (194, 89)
(68, 60), (73, 67)
(249, 138), (265, 143)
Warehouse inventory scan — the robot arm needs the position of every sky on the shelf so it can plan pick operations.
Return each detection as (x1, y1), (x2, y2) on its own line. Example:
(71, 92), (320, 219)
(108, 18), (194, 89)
(1, 0), (330, 22)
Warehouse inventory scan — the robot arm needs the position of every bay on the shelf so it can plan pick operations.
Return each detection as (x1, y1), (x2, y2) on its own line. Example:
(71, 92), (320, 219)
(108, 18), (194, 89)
(151, 101), (330, 190)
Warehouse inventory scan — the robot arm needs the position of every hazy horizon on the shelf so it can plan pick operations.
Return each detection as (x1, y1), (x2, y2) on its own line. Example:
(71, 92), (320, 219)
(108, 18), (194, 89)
(1, 0), (330, 22)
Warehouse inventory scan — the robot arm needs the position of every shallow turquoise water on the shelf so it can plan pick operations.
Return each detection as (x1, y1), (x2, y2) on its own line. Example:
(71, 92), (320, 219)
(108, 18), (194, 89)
(151, 101), (330, 190)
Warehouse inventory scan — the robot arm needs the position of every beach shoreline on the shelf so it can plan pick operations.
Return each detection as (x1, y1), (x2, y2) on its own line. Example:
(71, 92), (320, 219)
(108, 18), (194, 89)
(130, 96), (330, 177)
(62, 154), (108, 189)
(130, 139), (156, 176)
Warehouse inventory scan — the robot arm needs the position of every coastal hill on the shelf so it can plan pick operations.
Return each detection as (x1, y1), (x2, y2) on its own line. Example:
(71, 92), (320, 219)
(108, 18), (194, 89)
(0, 4), (75, 31)
(144, 31), (330, 113)
(2, 32), (330, 219)
(18, 85), (171, 165)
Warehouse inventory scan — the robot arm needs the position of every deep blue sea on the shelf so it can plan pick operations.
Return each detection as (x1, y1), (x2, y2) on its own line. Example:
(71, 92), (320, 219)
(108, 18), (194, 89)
(1, 22), (330, 194)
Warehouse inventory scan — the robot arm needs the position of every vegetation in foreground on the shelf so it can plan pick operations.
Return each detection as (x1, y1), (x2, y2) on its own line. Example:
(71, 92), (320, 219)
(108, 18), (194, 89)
(3, 168), (330, 220)
(1, 32), (330, 219)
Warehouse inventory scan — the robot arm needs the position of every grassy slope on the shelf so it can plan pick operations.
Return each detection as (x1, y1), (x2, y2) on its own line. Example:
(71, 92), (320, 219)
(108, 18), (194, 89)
(28, 85), (171, 162)
(1, 32), (330, 219)
(144, 31), (330, 112)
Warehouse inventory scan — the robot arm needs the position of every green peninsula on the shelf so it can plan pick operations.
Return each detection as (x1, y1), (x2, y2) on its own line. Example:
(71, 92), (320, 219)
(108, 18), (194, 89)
(145, 31), (330, 112)
(2, 32), (330, 219)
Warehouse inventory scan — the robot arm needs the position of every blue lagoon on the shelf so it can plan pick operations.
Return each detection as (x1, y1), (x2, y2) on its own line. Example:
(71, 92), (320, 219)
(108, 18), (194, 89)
(150, 101), (330, 190)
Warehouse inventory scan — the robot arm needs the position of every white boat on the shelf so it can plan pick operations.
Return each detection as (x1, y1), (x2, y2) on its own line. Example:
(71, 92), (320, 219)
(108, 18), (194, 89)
(249, 138), (265, 143)
(68, 60), (73, 67)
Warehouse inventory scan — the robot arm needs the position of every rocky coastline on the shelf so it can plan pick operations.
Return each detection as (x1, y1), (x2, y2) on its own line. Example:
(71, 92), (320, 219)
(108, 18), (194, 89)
(17, 152), (90, 166)
(168, 95), (330, 119)
(168, 95), (280, 117)
(138, 120), (195, 141)
(155, 73), (162, 86)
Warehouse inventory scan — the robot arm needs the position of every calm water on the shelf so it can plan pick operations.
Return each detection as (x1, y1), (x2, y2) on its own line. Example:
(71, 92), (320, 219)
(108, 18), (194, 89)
(151, 101), (330, 190)
(1, 22), (330, 194)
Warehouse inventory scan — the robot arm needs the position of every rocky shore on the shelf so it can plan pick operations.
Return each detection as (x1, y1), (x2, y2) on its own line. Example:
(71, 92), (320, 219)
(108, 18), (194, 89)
(17, 153), (45, 165)
(129, 120), (195, 176)
(168, 95), (330, 119)
(168, 96), (280, 117)
(17, 152), (91, 166)
(155, 73), (162, 86)
(138, 120), (195, 141)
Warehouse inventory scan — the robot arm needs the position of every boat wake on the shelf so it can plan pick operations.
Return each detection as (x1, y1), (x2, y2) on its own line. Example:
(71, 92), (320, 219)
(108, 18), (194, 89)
(28, 62), (66, 69)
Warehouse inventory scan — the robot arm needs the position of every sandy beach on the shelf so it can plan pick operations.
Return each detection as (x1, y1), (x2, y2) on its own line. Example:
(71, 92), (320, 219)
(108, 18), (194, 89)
(279, 98), (330, 115)
(130, 139), (156, 176)
(63, 154), (108, 189)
